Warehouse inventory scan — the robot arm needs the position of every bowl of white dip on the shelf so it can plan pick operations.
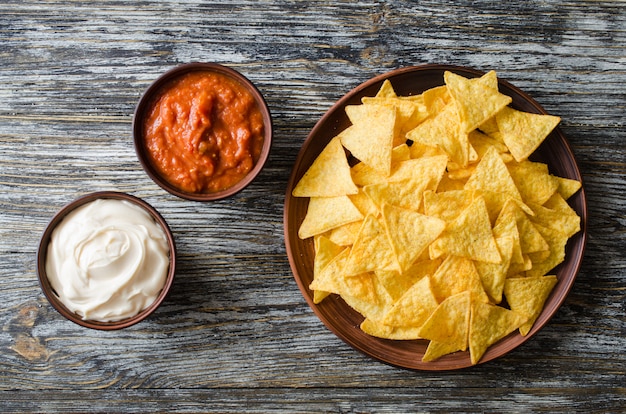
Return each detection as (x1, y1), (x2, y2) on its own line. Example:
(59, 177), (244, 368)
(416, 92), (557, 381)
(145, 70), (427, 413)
(36, 192), (176, 330)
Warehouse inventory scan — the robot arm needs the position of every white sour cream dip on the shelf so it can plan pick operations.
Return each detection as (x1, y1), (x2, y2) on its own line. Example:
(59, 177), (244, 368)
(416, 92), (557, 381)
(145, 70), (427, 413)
(46, 198), (170, 322)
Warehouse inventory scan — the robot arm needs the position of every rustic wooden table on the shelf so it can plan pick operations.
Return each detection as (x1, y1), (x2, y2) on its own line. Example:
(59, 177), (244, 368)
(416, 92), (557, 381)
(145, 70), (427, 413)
(1, 1), (624, 412)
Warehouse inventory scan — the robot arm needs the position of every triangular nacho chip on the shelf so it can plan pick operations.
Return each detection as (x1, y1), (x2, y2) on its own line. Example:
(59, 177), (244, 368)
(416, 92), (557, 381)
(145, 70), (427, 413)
(429, 255), (490, 304)
(340, 103), (397, 176)
(469, 300), (526, 364)
(344, 215), (400, 275)
(508, 160), (559, 206)
(464, 146), (525, 204)
(504, 275), (558, 336)
(381, 203), (446, 272)
(444, 70), (512, 133)
(382, 276), (439, 328)
(292, 137), (358, 197)
(360, 318), (422, 340)
(419, 291), (471, 354)
(406, 104), (470, 167)
(430, 196), (501, 263)
(298, 195), (363, 239)
(496, 106), (561, 162)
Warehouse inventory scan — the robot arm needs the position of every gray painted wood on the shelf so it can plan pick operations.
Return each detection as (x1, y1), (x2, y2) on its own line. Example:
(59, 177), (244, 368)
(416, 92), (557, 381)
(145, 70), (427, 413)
(0, 0), (624, 412)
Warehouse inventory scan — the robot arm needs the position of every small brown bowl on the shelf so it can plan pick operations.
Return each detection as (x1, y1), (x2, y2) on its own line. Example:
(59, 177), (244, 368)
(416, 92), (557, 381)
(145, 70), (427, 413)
(133, 62), (273, 201)
(284, 64), (588, 370)
(37, 191), (177, 330)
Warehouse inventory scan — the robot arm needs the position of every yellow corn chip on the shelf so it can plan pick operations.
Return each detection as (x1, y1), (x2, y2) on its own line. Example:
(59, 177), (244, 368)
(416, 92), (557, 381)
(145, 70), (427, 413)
(382, 276), (439, 328)
(340, 103), (397, 176)
(422, 85), (450, 112)
(292, 137), (358, 197)
(464, 146), (525, 204)
(314, 235), (345, 279)
(430, 196), (501, 263)
(298, 195), (364, 239)
(344, 214), (400, 275)
(423, 189), (477, 222)
(504, 275), (558, 336)
(311, 235), (345, 304)
(554, 176), (582, 200)
(525, 224), (568, 278)
(528, 199), (581, 239)
(327, 220), (363, 246)
(496, 106), (561, 162)
(419, 291), (471, 356)
(351, 143), (413, 186)
(422, 339), (464, 362)
(374, 79), (397, 98)
(381, 203), (446, 272)
(360, 318), (422, 340)
(499, 199), (549, 255)
(469, 300), (526, 364)
(508, 160), (559, 205)
(444, 70), (512, 133)
(406, 104), (470, 167)
(493, 200), (524, 264)
(309, 247), (350, 296)
(364, 156), (448, 212)
(429, 255), (490, 304)
(362, 96), (429, 136)
(375, 258), (441, 301)
(341, 272), (382, 310)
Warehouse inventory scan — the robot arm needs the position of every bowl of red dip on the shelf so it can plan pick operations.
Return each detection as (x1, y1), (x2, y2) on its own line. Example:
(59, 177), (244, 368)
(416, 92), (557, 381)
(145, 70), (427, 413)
(133, 63), (272, 201)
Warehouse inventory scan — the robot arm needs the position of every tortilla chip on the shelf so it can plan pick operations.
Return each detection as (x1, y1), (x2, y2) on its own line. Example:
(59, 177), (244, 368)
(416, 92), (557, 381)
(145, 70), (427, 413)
(429, 255), (490, 304)
(341, 272), (395, 321)
(496, 106), (561, 162)
(406, 103), (470, 167)
(525, 224), (568, 278)
(430, 196), (502, 263)
(444, 71), (512, 133)
(293, 137), (358, 197)
(464, 146), (525, 204)
(419, 291), (471, 357)
(383, 276), (439, 328)
(381, 203), (446, 272)
(360, 318), (422, 340)
(344, 214), (400, 275)
(504, 275), (558, 335)
(340, 103), (397, 176)
(298, 196), (364, 239)
(499, 199), (549, 255)
(528, 199), (581, 239)
(362, 96), (429, 135)
(376, 259), (441, 301)
(554, 176), (582, 200)
(469, 300), (526, 364)
(508, 160), (559, 205)
(364, 156), (448, 212)
(374, 79), (397, 98)
(423, 189), (477, 222)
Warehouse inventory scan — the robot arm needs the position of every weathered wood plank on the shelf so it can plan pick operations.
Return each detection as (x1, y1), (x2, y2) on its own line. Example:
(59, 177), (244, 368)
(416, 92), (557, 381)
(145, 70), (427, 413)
(0, 0), (624, 412)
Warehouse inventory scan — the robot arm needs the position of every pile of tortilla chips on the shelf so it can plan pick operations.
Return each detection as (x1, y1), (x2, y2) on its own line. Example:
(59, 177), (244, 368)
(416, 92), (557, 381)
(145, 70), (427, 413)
(292, 70), (581, 365)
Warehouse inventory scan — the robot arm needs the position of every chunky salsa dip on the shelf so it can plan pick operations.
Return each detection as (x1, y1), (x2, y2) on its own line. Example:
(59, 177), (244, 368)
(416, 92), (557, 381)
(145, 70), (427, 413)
(143, 70), (265, 193)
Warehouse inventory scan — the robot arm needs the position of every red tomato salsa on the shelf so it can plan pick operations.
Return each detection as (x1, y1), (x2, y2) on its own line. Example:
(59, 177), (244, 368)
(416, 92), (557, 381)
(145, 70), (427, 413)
(143, 70), (265, 193)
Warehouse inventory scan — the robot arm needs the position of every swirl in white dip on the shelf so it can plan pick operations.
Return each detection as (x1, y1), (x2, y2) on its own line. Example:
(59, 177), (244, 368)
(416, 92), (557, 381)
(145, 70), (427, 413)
(45, 198), (170, 322)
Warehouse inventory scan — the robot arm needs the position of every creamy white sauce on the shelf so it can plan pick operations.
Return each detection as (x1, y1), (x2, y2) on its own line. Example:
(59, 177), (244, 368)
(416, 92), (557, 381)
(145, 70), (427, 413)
(46, 198), (170, 322)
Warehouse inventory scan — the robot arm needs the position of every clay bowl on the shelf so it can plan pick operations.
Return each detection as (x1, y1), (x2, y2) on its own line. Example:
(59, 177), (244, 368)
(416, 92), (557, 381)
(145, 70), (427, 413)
(37, 191), (177, 330)
(133, 62), (273, 201)
(283, 64), (587, 370)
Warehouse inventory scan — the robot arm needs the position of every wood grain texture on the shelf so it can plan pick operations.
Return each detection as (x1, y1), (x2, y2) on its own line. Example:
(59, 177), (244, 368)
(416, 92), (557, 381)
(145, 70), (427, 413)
(0, 0), (624, 412)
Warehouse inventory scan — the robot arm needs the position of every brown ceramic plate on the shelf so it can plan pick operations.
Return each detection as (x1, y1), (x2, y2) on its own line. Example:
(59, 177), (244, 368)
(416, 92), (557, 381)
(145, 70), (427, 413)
(283, 64), (587, 370)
